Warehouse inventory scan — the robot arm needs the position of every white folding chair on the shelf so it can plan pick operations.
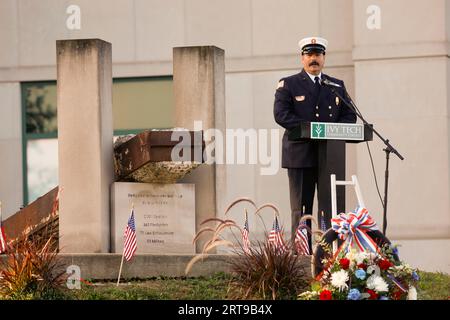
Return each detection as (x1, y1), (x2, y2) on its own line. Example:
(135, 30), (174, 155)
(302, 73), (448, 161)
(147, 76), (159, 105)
(330, 174), (365, 252)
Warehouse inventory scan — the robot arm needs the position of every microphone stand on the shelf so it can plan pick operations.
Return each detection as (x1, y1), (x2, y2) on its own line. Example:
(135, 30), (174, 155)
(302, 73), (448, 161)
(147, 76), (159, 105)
(325, 83), (404, 236)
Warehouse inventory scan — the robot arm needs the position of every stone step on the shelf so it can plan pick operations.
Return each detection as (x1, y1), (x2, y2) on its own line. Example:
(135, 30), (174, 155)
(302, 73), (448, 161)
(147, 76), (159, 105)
(0, 253), (312, 280)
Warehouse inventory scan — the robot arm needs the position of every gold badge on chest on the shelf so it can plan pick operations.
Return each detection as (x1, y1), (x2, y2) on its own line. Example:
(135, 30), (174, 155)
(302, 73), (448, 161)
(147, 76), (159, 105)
(335, 96), (339, 105)
(295, 95), (305, 102)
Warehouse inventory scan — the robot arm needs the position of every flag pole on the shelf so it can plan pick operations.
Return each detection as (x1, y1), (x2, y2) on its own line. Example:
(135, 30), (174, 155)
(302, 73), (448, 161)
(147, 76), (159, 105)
(116, 202), (134, 286)
(116, 250), (125, 286)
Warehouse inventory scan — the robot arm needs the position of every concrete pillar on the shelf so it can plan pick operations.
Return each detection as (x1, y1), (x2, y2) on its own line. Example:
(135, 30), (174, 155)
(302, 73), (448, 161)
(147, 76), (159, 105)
(173, 46), (226, 253)
(353, 1), (450, 272)
(0, 83), (22, 219)
(57, 39), (113, 253)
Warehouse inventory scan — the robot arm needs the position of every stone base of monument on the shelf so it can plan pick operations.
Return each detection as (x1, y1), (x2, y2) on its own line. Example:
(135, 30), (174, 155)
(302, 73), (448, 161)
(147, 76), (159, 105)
(56, 254), (311, 280)
(0, 253), (311, 280)
(111, 182), (196, 255)
(57, 254), (235, 279)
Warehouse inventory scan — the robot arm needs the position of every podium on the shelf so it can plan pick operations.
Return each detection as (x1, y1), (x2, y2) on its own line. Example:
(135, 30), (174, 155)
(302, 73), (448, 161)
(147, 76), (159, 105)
(288, 121), (373, 229)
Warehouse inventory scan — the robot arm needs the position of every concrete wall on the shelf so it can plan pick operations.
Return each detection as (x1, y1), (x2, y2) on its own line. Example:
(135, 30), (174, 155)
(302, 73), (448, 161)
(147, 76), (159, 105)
(352, 0), (450, 272)
(0, 0), (448, 272)
(0, 0), (354, 80)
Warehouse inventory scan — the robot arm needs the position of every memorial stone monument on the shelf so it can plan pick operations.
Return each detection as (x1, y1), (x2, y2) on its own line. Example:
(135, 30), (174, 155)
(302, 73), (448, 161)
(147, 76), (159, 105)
(111, 130), (204, 255)
(10, 40), (224, 260)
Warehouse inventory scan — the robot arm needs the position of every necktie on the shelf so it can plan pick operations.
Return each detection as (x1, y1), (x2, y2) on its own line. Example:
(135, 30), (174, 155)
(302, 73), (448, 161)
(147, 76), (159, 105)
(314, 76), (321, 96)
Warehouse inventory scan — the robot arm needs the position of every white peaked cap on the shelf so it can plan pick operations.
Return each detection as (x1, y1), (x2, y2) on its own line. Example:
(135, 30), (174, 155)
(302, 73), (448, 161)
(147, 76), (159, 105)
(298, 37), (328, 53)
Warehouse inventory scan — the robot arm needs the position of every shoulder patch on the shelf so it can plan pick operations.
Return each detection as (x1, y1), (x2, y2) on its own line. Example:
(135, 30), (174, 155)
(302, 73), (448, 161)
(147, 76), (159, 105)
(277, 80), (284, 89)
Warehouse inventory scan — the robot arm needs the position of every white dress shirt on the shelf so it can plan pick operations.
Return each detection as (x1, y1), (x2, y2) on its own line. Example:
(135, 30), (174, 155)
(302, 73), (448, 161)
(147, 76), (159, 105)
(305, 71), (322, 84)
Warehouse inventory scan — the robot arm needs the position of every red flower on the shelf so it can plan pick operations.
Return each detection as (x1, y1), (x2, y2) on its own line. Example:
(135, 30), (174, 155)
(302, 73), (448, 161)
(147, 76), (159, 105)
(357, 263), (367, 270)
(392, 290), (403, 300)
(378, 259), (393, 270)
(339, 258), (350, 270)
(366, 289), (378, 300)
(319, 290), (333, 300)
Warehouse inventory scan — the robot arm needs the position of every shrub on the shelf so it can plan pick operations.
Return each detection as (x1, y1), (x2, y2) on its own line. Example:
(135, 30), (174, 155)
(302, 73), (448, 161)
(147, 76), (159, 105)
(0, 228), (67, 300)
(227, 240), (308, 300)
(185, 197), (311, 300)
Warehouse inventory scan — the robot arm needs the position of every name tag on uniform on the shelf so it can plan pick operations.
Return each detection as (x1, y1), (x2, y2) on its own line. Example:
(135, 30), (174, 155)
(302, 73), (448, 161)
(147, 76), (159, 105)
(295, 95), (305, 102)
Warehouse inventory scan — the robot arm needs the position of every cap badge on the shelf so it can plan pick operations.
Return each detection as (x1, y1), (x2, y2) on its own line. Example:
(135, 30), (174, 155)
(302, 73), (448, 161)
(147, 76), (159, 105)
(311, 38), (316, 44)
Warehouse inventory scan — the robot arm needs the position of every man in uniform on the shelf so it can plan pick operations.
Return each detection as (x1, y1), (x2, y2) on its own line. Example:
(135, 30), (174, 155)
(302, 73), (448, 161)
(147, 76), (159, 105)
(273, 36), (356, 251)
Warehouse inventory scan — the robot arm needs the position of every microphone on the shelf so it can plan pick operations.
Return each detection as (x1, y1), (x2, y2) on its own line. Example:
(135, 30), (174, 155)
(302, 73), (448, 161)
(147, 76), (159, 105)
(321, 78), (342, 88)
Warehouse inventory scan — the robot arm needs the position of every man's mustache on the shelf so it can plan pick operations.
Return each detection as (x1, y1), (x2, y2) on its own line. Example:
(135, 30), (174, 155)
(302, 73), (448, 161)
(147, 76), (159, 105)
(309, 61), (320, 66)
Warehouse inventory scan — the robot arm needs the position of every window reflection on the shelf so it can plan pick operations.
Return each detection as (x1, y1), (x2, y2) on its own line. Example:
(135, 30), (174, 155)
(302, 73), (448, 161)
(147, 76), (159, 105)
(24, 83), (57, 134)
(27, 139), (58, 203)
(22, 77), (173, 205)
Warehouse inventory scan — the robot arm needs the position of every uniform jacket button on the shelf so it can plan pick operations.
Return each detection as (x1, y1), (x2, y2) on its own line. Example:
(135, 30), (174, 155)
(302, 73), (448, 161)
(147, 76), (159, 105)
(316, 113), (319, 117)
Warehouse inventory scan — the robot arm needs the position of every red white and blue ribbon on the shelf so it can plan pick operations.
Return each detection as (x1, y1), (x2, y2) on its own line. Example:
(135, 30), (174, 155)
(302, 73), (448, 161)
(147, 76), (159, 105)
(331, 207), (380, 253)
(386, 273), (408, 292)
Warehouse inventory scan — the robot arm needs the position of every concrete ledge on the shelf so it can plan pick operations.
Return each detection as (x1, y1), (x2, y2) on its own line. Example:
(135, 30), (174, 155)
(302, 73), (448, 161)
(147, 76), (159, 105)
(58, 254), (232, 280)
(1, 253), (312, 280)
(62, 253), (313, 280)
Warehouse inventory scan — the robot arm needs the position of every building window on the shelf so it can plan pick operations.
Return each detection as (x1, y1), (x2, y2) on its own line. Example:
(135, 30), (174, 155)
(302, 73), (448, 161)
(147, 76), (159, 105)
(21, 76), (173, 204)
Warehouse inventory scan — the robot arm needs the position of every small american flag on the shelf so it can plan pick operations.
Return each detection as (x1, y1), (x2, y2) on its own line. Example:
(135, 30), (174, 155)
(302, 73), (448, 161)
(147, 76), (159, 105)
(295, 222), (310, 255)
(0, 201), (6, 254)
(123, 209), (137, 261)
(0, 226), (7, 254)
(242, 211), (250, 254)
(268, 216), (288, 254)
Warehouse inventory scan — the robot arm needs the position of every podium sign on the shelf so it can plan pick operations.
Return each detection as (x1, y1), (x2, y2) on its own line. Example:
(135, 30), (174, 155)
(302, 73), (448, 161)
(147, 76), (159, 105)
(288, 121), (372, 142)
(311, 122), (364, 141)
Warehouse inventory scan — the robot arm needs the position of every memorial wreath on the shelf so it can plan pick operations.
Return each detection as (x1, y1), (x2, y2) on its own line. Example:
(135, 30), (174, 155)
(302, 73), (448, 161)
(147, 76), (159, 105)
(300, 207), (420, 300)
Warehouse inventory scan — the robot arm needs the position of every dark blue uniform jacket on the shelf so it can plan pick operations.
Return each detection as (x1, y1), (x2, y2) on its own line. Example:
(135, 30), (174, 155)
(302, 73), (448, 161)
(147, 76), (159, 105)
(274, 69), (356, 168)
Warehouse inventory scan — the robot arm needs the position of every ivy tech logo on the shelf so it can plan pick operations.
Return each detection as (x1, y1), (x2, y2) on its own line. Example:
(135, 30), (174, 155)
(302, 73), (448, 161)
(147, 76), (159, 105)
(311, 123), (326, 138)
(309, 122), (364, 140)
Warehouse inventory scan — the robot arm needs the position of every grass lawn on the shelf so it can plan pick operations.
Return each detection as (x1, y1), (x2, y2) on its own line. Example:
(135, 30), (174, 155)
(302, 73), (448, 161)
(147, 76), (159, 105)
(64, 270), (449, 300)
(416, 271), (450, 300)
(67, 273), (231, 300)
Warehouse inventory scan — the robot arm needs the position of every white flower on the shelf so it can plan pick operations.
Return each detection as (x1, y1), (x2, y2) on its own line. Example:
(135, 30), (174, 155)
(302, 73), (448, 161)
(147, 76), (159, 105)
(374, 278), (389, 293)
(331, 270), (349, 291)
(366, 265), (381, 276)
(366, 275), (376, 288)
(367, 275), (389, 293)
(354, 252), (369, 265)
(407, 286), (417, 300)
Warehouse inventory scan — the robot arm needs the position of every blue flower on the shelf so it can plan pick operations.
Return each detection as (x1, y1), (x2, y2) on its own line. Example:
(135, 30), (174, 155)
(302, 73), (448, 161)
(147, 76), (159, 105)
(412, 272), (420, 281)
(392, 246), (399, 256)
(355, 269), (366, 280)
(379, 296), (389, 300)
(347, 288), (361, 300)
